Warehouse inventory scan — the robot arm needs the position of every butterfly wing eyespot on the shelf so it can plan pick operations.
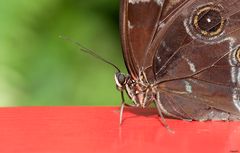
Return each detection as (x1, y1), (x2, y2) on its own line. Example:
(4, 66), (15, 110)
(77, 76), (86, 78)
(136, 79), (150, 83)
(232, 46), (240, 65)
(229, 46), (240, 66)
(235, 47), (240, 63)
(191, 4), (226, 38)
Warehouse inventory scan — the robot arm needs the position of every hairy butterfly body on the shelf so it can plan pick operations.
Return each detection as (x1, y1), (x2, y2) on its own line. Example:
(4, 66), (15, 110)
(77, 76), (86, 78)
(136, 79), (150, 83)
(117, 0), (240, 124)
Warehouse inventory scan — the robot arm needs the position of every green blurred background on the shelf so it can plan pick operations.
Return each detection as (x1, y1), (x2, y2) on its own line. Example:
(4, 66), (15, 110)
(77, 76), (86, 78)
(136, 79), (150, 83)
(0, 0), (127, 106)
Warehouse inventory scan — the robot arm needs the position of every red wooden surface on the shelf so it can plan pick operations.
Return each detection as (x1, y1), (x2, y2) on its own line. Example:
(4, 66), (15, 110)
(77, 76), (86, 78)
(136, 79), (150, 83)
(0, 106), (240, 153)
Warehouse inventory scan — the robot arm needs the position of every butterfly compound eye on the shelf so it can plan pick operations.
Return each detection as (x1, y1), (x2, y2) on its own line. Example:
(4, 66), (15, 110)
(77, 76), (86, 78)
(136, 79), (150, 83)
(115, 72), (127, 88)
(118, 73), (126, 84)
(192, 5), (225, 37)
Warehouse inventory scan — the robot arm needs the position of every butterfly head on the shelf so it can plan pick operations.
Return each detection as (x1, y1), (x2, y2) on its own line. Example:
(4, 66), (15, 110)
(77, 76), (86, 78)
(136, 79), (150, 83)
(114, 72), (130, 91)
(115, 70), (156, 108)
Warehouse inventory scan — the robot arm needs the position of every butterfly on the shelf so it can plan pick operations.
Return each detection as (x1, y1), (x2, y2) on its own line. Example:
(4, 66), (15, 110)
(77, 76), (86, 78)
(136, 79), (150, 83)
(114, 0), (240, 127)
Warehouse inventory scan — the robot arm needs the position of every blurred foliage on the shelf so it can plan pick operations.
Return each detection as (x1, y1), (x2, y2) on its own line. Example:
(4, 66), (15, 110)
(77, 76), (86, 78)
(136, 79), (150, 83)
(0, 0), (127, 106)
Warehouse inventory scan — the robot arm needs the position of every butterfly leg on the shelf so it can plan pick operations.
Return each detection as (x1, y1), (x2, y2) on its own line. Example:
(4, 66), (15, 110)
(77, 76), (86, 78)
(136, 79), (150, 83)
(119, 91), (136, 125)
(155, 92), (174, 133)
(119, 91), (125, 125)
(119, 90), (141, 125)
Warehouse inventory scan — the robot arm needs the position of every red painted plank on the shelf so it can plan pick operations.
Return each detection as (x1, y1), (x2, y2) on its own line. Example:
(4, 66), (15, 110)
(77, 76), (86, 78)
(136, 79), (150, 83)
(0, 106), (239, 153)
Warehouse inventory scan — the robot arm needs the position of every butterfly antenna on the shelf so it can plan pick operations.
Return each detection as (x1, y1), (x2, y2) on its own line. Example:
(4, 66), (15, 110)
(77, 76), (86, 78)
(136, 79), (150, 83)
(59, 35), (121, 72)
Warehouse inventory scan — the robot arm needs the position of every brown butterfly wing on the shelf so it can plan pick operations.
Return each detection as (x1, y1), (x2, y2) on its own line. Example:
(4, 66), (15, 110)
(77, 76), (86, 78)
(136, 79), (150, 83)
(120, 0), (188, 79)
(150, 0), (240, 119)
